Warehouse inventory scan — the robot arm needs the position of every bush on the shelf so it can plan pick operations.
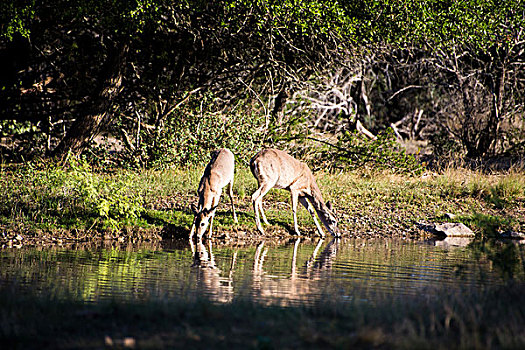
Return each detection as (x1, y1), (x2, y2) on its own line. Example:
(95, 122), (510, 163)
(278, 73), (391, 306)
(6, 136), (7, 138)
(0, 159), (144, 231)
(314, 128), (424, 175)
(144, 105), (266, 168)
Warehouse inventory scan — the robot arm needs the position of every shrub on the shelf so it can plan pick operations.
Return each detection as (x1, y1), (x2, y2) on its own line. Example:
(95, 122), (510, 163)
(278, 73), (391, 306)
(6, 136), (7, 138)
(0, 159), (144, 231)
(313, 128), (424, 175)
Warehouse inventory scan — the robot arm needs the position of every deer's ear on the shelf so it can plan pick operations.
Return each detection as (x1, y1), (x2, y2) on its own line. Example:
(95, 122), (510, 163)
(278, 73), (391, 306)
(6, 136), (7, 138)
(326, 201), (333, 211)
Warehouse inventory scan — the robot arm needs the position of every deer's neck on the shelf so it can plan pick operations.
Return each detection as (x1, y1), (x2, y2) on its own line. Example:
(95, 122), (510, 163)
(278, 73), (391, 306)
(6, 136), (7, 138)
(198, 178), (217, 209)
(306, 183), (327, 212)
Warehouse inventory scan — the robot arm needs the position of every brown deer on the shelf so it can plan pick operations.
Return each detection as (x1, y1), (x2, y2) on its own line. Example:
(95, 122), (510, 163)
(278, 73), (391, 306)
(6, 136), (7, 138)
(250, 148), (340, 237)
(190, 148), (238, 239)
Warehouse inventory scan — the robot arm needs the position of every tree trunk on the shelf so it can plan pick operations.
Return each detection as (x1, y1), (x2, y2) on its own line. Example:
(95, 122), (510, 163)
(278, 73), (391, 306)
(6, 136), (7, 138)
(50, 44), (127, 160)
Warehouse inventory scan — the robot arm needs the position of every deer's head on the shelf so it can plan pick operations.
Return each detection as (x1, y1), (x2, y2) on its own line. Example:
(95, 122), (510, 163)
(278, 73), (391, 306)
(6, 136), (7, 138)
(192, 204), (217, 239)
(323, 201), (341, 237)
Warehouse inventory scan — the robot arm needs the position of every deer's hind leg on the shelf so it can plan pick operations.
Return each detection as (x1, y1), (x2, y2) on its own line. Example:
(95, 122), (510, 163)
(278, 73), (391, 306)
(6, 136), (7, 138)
(251, 180), (275, 233)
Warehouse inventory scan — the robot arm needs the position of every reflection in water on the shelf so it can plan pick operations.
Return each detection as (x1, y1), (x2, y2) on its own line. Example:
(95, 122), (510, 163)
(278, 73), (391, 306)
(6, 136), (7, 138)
(252, 241), (268, 297)
(256, 238), (341, 306)
(190, 239), (235, 303)
(432, 237), (473, 248)
(1, 238), (524, 306)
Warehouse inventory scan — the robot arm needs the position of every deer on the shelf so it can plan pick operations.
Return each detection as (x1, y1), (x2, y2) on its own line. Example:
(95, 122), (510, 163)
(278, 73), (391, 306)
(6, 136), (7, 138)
(190, 148), (238, 240)
(250, 148), (340, 238)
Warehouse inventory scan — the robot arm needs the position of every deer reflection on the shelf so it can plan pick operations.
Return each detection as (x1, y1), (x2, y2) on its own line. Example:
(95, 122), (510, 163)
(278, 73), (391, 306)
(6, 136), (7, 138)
(252, 237), (340, 306)
(252, 241), (268, 294)
(190, 238), (235, 303)
(189, 237), (341, 305)
(305, 237), (339, 274)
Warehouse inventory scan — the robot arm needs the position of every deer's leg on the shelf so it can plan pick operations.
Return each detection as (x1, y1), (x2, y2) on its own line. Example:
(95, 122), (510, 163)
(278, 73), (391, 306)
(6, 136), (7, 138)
(207, 211), (216, 238)
(252, 200), (265, 234)
(259, 201), (269, 226)
(189, 202), (201, 239)
(290, 190), (301, 235)
(207, 194), (221, 238)
(299, 197), (326, 237)
(228, 180), (238, 223)
(254, 185), (271, 226)
(251, 181), (275, 233)
(189, 216), (197, 239)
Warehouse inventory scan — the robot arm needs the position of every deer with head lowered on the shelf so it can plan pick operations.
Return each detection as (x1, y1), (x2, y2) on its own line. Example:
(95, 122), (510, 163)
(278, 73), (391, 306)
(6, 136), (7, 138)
(190, 148), (238, 240)
(250, 148), (340, 237)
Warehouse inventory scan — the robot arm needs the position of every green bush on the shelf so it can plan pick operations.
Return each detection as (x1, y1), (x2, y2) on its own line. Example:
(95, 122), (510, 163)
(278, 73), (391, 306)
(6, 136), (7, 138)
(317, 128), (424, 175)
(0, 159), (144, 231)
(145, 106), (266, 168)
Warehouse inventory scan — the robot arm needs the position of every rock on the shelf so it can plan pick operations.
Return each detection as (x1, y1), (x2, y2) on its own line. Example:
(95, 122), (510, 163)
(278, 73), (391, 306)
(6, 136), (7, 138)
(499, 231), (525, 240)
(433, 222), (475, 237)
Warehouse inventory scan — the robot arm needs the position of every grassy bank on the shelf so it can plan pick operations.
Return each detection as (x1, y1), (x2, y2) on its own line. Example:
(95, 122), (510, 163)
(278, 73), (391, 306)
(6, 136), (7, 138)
(2, 281), (525, 349)
(1, 161), (524, 246)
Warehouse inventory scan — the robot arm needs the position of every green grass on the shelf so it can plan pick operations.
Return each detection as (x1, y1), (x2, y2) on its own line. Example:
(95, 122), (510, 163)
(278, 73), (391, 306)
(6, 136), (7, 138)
(1, 162), (524, 241)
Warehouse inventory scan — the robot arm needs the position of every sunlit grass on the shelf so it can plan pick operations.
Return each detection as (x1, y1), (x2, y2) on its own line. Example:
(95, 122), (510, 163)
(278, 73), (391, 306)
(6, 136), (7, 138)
(0, 163), (524, 238)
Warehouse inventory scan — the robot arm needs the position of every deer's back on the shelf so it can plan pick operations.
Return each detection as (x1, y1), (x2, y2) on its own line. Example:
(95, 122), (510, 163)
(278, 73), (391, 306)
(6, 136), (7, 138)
(199, 148), (235, 192)
(250, 148), (309, 189)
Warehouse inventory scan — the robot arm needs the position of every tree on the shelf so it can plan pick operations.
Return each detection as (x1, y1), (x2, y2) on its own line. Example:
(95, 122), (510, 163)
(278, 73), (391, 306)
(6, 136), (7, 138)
(1, 0), (523, 164)
(1, 0), (356, 161)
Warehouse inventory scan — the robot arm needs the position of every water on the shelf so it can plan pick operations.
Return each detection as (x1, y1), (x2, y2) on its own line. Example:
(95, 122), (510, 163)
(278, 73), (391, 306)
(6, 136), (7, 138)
(1, 237), (524, 306)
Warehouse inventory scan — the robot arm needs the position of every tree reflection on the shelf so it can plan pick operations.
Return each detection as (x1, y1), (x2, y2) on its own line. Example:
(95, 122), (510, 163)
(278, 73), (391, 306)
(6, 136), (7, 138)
(468, 239), (525, 280)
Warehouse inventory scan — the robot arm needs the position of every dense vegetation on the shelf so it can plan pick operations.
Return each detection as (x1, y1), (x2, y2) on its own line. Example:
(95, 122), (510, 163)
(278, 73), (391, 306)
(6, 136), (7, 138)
(1, 162), (524, 245)
(1, 1), (524, 167)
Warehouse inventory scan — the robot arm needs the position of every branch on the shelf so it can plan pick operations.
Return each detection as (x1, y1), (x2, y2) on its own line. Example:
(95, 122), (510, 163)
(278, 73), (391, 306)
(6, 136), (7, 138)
(388, 85), (423, 101)
(356, 120), (377, 140)
(161, 87), (202, 120)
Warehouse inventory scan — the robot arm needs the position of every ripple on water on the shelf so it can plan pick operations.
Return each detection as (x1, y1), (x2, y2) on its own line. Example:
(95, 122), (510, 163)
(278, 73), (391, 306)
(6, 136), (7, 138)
(0, 237), (520, 305)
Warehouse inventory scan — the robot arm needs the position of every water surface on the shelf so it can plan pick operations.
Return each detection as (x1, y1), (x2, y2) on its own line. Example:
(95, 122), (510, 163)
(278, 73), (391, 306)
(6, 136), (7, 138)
(1, 237), (523, 306)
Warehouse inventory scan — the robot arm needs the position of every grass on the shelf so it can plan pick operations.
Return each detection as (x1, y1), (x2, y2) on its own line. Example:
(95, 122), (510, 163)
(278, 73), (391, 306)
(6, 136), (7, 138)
(2, 281), (525, 349)
(0, 161), (524, 243)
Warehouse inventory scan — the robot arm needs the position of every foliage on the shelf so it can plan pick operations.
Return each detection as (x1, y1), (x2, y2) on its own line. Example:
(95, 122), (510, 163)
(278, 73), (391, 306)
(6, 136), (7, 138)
(0, 0), (523, 164)
(0, 0), (35, 40)
(113, 97), (267, 169)
(460, 212), (514, 239)
(359, 0), (524, 48)
(324, 128), (424, 175)
(429, 130), (464, 159)
(0, 160), (144, 231)
(1, 164), (524, 239)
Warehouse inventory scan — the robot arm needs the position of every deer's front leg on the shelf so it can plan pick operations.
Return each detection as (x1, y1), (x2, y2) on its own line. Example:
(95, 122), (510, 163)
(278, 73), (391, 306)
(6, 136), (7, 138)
(228, 180), (238, 223)
(189, 216), (197, 239)
(299, 197), (325, 237)
(290, 191), (301, 235)
(207, 194), (221, 238)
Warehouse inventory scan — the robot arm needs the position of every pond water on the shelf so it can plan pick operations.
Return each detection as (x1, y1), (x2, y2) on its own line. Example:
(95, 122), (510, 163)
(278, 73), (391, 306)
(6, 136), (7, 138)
(1, 237), (524, 306)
